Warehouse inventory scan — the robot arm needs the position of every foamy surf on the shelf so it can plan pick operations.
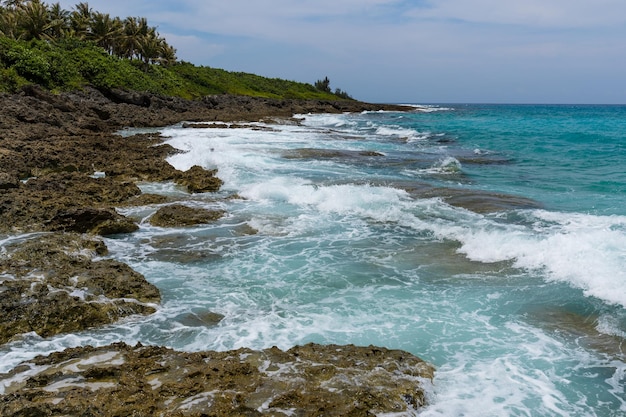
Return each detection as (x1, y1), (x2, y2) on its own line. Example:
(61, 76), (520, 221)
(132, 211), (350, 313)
(3, 104), (625, 416)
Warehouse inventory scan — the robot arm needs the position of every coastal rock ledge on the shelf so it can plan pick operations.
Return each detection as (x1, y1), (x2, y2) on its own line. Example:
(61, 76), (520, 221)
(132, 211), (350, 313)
(0, 342), (434, 416)
(0, 233), (160, 345)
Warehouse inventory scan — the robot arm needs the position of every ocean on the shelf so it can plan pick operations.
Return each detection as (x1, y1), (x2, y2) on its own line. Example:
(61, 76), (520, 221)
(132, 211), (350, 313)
(2, 104), (625, 416)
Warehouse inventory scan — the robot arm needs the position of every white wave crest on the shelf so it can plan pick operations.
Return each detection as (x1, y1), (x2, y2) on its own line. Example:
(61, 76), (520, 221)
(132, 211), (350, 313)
(441, 210), (626, 307)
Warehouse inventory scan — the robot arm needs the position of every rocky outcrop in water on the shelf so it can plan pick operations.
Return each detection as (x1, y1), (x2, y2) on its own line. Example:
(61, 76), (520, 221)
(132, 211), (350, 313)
(149, 203), (225, 227)
(0, 233), (160, 345)
(176, 165), (224, 193)
(0, 342), (434, 416)
(0, 85), (437, 414)
(0, 172), (142, 235)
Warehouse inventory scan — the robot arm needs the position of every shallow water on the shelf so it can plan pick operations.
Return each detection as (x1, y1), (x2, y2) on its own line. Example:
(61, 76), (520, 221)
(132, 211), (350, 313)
(2, 105), (626, 416)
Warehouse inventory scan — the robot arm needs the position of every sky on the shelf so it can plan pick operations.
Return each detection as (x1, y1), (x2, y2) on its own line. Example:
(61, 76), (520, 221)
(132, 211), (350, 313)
(55, 0), (626, 104)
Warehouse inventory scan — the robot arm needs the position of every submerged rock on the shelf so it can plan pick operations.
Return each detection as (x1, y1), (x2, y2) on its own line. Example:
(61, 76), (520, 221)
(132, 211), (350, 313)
(149, 203), (225, 227)
(174, 310), (225, 327)
(525, 307), (626, 361)
(282, 147), (385, 160)
(0, 342), (434, 416)
(0, 233), (160, 345)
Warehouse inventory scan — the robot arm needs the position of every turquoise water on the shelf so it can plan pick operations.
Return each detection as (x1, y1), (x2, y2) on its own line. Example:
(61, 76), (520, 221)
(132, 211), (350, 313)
(2, 104), (626, 416)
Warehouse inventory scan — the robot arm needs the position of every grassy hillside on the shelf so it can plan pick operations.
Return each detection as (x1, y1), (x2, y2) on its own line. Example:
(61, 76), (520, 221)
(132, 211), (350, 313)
(0, 37), (345, 100)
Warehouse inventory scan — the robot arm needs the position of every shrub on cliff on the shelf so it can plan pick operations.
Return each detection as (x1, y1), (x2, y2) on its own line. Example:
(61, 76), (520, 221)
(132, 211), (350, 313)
(0, 2), (352, 100)
(0, 37), (346, 100)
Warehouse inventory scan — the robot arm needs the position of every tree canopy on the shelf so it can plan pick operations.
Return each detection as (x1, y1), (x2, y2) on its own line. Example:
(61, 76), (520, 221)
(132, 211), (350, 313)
(0, 1), (176, 66)
(0, 1), (352, 100)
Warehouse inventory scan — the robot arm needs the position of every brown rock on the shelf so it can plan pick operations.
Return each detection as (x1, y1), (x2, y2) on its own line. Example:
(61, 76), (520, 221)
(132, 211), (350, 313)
(176, 165), (224, 193)
(0, 172), (19, 189)
(149, 204), (225, 227)
(46, 207), (138, 235)
(0, 173), (141, 234)
(0, 342), (434, 416)
(121, 193), (170, 206)
(0, 233), (160, 345)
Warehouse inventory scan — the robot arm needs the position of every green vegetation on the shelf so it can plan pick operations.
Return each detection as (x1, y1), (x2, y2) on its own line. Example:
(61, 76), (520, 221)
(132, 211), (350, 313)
(0, 1), (351, 100)
(315, 76), (352, 99)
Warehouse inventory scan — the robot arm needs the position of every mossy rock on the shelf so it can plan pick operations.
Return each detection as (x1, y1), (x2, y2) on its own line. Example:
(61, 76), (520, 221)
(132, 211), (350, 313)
(175, 165), (224, 193)
(149, 204), (225, 227)
(0, 233), (160, 345)
(0, 342), (434, 415)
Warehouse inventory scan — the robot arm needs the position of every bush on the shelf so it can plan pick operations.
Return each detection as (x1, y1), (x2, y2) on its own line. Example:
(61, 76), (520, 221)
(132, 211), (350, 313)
(4, 43), (51, 87)
(0, 67), (27, 92)
(0, 38), (353, 100)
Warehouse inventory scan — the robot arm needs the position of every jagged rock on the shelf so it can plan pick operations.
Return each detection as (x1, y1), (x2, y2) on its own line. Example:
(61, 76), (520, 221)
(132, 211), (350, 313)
(104, 87), (152, 107)
(0, 172), (19, 189)
(46, 207), (138, 235)
(149, 204), (225, 227)
(176, 165), (224, 193)
(121, 193), (170, 206)
(182, 122), (278, 131)
(0, 173), (141, 234)
(0, 233), (160, 345)
(0, 342), (434, 416)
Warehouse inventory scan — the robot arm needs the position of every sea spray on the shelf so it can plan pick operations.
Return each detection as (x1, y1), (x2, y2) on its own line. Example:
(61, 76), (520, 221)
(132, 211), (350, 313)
(2, 104), (625, 416)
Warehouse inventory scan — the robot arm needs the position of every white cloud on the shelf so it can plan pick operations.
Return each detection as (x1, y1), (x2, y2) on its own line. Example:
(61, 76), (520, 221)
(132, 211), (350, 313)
(51, 0), (626, 103)
(408, 0), (626, 28)
(161, 33), (226, 63)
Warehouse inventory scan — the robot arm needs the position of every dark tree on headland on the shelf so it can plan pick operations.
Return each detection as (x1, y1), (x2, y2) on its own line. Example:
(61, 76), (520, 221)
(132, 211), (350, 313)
(315, 76), (352, 99)
(315, 76), (331, 93)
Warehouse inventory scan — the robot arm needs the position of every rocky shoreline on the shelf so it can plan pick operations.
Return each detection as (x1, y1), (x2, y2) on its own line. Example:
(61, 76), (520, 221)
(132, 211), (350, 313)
(0, 86), (434, 415)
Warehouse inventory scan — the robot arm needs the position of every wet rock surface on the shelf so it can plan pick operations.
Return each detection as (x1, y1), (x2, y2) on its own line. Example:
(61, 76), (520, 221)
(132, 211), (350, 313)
(175, 165), (224, 193)
(0, 233), (160, 345)
(0, 172), (142, 234)
(149, 203), (225, 227)
(0, 342), (434, 416)
(0, 86), (436, 413)
(0, 86), (407, 235)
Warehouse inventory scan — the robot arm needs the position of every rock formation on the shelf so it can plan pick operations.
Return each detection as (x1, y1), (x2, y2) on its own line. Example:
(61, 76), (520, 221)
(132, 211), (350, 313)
(0, 342), (434, 416)
(0, 233), (160, 345)
(0, 85), (435, 414)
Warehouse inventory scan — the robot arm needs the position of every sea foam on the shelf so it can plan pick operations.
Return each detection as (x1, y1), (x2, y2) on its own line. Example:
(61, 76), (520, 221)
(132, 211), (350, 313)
(435, 208), (626, 308)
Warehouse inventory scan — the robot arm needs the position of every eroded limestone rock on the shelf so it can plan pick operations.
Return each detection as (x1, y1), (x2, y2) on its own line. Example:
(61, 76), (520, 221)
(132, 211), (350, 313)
(0, 342), (434, 416)
(0, 233), (160, 345)
(0, 172), (141, 235)
(175, 165), (224, 193)
(149, 203), (225, 227)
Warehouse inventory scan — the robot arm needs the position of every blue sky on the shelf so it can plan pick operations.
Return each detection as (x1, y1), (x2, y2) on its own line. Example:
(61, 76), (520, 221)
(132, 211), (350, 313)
(55, 0), (626, 103)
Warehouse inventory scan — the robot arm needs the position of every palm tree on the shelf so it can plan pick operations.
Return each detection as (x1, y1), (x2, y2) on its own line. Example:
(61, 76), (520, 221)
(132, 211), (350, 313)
(16, 0), (54, 41)
(2, 0), (27, 8)
(159, 42), (177, 67)
(0, 6), (19, 38)
(69, 1), (91, 39)
(88, 12), (122, 54)
(137, 30), (161, 68)
(119, 16), (145, 59)
(47, 2), (69, 39)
